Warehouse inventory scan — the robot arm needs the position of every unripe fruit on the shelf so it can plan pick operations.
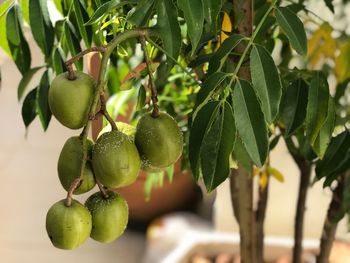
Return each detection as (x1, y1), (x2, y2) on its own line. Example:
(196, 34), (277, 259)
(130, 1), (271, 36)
(99, 122), (136, 140)
(49, 71), (95, 129)
(58, 136), (95, 194)
(85, 191), (128, 243)
(92, 130), (141, 188)
(46, 199), (92, 250)
(135, 112), (183, 168)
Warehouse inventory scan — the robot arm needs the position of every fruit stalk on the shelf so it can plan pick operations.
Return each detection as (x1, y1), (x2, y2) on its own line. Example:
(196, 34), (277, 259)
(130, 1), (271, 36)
(99, 93), (118, 131)
(140, 36), (159, 118)
(96, 179), (109, 199)
(65, 28), (157, 206)
(65, 47), (107, 80)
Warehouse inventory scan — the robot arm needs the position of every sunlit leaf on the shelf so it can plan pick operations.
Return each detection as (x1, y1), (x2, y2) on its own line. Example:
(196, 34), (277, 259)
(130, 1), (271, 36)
(276, 6), (307, 56)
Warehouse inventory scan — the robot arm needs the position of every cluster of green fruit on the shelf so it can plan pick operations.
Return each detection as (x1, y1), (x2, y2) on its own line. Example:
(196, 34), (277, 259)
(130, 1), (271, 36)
(45, 71), (183, 249)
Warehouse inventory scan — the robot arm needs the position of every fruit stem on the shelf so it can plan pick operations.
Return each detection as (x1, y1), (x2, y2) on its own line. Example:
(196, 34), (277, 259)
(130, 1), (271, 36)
(65, 28), (157, 206)
(140, 36), (159, 118)
(96, 180), (109, 199)
(65, 47), (107, 80)
(99, 93), (118, 131)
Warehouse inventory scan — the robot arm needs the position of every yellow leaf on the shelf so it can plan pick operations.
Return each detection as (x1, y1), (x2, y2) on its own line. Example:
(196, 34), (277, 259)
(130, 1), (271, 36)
(221, 12), (232, 43)
(259, 171), (268, 190)
(335, 42), (350, 83)
(308, 23), (336, 68)
(267, 167), (284, 183)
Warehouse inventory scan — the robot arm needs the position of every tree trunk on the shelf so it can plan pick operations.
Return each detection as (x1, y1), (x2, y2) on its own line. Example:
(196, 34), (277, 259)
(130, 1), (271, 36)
(292, 159), (312, 263)
(316, 174), (347, 263)
(256, 178), (269, 262)
(231, 2), (255, 262)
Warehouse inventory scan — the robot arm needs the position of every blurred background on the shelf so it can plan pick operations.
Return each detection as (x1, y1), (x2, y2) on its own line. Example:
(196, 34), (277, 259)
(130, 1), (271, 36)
(0, 0), (350, 262)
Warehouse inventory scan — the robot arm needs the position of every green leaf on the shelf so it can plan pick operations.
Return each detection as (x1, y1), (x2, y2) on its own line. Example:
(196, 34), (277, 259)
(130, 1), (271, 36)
(202, 0), (223, 32)
(29, 0), (54, 57)
(18, 66), (43, 101)
(313, 97), (335, 159)
(316, 130), (350, 186)
(22, 88), (37, 128)
(136, 85), (146, 110)
(36, 69), (52, 131)
(194, 72), (229, 113)
(52, 46), (66, 75)
(21, 0), (29, 23)
(305, 72), (330, 145)
(200, 101), (235, 192)
(250, 44), (282, 123)
(177, 0), (204, 55)
(63, 21), (83, 71)
(324, 0), (334, 13)
(156, 0), (181, 71)
(73, 0), (92, 48)
(127, 0), (155, 27)
(0, 0), (12, 55)
(86, 0), (136, 25)
(281, 78), (309, 137)
(6, 4), (31, 75)
(232, 136), (253, 172)
(208, 34), (244, 75)
(189, 101), (220, 180)
(53, 0), (64, 14)
(276, 6), (307, 56)
(232, 79), (269, 167)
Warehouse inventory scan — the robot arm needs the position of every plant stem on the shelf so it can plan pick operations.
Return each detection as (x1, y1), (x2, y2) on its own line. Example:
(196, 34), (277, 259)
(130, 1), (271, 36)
(140, 36), (159, 118)
(316, 173), (348, 263)
(65, 47), (106, 80)
(96, 179), (109, 199)
(231, 1), (255, 262)
(65, 28), (157, 206)
(292, 157), (312, 263)
(231, 0), (277, 80)
(99, 93), (118, 130)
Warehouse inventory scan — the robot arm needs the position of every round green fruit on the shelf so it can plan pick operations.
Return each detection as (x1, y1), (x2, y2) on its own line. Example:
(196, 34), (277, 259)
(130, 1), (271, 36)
(135, 112), (183, 168)
(99, 122), (136, 140)
(92, 130), (141, 188)
(49, 71), (95, 129)
(85, 191), (128, 243)
(46, 199), (92, 250)
(58, 136), (95, 195)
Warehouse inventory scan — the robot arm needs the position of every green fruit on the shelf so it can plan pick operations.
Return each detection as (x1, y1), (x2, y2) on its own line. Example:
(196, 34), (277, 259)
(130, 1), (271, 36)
(92, 130), (141, 188)
(85, 191), (128, 243)
(135, 112), (183, 168)
(49, 71), (95, 129)
(58, 136), (96, 195)
(99, 122), (136, 140)
(46, 199), (92, 250)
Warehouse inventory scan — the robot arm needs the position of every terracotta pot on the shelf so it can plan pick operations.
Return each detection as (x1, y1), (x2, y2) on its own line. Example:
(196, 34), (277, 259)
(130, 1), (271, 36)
(87, 53), (201, 223)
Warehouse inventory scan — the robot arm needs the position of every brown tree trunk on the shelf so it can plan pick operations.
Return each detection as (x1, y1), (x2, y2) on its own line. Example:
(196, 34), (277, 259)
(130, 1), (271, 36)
(292, 159), (312, 263)
(231, 1), (255, 263)
(316, 174), (348, 263)
(256, 178), (269, 263)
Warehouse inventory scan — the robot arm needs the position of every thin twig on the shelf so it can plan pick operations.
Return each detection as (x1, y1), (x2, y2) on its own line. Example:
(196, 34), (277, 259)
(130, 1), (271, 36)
(65, 46), (107, 80)
(96, 180), (109, 199)
(140, 36), (159, 118)
(99, 93), (118, 130)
